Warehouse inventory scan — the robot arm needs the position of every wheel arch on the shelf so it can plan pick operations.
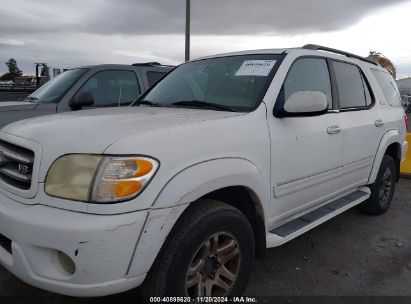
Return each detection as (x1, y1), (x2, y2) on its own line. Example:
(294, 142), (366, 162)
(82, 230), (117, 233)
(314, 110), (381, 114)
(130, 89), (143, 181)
(153, 158), (269, 259)
(153, 158), (269, 211)
(369, 129), (403, 184)
(199, 186), (267, 260)
(128, 158), (270, 278)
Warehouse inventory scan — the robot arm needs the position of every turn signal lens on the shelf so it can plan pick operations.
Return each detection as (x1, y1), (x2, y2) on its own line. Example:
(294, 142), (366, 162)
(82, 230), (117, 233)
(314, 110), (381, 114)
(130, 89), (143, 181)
(115, 180), (143, 197)
(102, 159), (154, 179)
(92, 157), (159, 203)
(134, 160), (153, 176)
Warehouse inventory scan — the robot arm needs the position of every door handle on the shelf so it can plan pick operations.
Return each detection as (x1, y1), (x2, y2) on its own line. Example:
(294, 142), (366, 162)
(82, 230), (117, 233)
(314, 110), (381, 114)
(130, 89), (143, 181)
(375, 119), (384, 127)
(327, 125), (341, 135)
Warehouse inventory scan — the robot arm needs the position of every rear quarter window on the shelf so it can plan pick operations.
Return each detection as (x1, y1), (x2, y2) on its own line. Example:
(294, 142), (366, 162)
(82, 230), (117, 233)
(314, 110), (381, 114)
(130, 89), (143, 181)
(371, 69), (401, 107)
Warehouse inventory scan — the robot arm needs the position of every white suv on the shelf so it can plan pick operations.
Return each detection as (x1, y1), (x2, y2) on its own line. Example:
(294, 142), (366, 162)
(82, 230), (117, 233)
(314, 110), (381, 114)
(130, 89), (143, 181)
(0, 45), (408, 298)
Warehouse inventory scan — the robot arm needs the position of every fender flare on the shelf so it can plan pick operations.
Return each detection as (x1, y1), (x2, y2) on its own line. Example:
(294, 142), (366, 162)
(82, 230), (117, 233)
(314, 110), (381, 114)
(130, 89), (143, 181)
(368, 129), (403, 184)
(152, 157), (269, 215)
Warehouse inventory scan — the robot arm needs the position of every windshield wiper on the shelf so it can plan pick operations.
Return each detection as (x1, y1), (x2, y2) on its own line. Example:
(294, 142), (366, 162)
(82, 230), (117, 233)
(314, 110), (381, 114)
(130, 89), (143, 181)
(135, 100), (162, 107)
(172, 100), (235, 112)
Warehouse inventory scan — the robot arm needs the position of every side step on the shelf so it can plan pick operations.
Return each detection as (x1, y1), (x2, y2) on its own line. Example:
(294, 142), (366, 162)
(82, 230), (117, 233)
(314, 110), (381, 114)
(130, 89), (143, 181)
(266, 188), (370, 248)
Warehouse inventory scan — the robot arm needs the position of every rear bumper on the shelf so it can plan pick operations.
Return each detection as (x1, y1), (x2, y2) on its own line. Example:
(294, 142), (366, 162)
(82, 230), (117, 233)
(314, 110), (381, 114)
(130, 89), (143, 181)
(0, 191), (148, 297)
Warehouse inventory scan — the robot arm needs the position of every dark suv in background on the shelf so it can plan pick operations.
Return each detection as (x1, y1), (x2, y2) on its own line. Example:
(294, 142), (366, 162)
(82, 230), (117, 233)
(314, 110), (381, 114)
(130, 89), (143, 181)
(0, 62), (173, 128)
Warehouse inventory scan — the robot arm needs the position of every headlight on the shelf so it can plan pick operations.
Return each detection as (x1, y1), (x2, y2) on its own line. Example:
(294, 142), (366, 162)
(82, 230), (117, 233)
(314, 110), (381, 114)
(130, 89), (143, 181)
(45, 155), (159, 203)
(45, 154), (103, 202)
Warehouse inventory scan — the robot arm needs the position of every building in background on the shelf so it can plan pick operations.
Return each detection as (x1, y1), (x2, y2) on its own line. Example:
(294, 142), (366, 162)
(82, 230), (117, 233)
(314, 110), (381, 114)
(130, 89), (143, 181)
(397, 77), (411, 96)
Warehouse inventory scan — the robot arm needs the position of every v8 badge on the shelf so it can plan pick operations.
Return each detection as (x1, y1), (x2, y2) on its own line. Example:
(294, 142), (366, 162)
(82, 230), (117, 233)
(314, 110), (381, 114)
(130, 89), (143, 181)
(18, 164), (31, 174)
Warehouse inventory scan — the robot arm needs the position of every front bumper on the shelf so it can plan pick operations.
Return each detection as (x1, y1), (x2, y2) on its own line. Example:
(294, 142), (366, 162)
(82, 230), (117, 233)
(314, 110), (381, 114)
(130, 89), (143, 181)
(0, 191), (148, 297)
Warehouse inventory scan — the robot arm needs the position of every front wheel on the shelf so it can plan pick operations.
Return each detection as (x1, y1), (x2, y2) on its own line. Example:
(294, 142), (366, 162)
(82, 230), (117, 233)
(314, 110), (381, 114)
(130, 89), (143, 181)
(361, 154), (397, 215)
(140, 200), (255, 298)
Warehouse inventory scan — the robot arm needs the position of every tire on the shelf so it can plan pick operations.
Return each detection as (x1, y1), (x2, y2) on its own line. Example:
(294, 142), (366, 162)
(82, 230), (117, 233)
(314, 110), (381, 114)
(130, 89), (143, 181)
(140, 199), (255, 298)
(361, 154), (397, 215)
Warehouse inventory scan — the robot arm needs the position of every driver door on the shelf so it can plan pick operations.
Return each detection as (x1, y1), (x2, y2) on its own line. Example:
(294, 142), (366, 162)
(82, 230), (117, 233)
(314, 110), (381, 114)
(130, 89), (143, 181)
(267, 57), (343, 224)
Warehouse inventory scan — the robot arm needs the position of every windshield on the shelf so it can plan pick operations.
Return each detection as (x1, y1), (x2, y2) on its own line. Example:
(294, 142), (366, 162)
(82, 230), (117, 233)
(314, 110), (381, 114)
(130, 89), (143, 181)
(27, 69), (87, 103)
(138, 54), (281, 112)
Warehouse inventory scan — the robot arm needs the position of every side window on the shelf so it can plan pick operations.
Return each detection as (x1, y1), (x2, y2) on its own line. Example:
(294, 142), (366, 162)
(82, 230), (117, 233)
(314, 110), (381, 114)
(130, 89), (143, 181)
(283, 58), (333, 109)
(77, 70), (140, 107)
(371, 69), (402, 107)
(361, 74), (373, 107)
(332, 61), (368, 109)
(147, 71), (167, 87)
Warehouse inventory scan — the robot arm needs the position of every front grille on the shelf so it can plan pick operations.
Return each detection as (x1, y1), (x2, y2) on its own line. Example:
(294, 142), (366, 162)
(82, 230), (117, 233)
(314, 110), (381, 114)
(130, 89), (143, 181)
(0, 140), (34, 190)
(0, 233), (12, 254)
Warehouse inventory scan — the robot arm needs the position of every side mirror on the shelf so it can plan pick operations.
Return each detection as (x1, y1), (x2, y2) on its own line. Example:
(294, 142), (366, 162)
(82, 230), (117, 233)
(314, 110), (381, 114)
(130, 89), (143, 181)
(70, 91), (94, 109)
(283, 91), (328, 115)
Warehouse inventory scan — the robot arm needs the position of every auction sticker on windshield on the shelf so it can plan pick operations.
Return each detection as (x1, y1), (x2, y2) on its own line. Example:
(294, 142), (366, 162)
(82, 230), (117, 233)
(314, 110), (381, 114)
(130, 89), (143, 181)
(235, 60), (277, 76)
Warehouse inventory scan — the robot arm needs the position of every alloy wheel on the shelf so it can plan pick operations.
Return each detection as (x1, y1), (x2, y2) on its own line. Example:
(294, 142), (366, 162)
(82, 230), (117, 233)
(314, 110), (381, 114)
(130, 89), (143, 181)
(379, 166), (393, 206)
(185, 232), (241, 296)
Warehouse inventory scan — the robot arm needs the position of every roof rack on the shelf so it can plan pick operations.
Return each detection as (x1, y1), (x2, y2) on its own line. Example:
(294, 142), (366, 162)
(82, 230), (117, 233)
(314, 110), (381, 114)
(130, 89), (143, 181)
(302, 44), (378, 66)
(132, 62), (163, 67)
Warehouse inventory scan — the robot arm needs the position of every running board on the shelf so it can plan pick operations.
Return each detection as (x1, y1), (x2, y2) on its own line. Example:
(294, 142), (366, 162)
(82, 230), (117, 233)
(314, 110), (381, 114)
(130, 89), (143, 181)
(266, 188), (370, 248)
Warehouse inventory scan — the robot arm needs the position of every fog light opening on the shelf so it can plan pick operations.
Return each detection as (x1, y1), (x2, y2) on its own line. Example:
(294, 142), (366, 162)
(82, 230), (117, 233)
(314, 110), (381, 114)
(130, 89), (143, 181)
(57, 251), (76, 275)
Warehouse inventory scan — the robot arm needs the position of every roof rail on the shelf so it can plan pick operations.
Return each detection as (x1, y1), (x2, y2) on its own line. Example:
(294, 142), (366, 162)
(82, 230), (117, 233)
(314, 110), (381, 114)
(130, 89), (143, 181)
(132, 62), (164, 67)
(302, 44), (378, 66)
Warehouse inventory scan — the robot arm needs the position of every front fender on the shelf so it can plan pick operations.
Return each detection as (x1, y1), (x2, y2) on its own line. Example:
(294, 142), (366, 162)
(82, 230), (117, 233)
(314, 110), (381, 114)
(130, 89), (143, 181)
(153, 157), (269, 213)
(368, 129), (404, 184)
(127, 158), (269, 277)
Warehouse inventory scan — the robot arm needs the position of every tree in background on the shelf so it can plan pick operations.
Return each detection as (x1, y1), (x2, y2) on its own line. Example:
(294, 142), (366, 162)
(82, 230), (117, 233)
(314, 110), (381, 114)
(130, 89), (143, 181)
(0, 58), (23, 81)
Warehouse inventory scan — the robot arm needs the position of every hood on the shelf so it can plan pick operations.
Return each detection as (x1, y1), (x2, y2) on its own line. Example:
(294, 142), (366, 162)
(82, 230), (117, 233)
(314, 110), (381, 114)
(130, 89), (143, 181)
(1, 106), (242, 154)
(0, 101), (38, 111)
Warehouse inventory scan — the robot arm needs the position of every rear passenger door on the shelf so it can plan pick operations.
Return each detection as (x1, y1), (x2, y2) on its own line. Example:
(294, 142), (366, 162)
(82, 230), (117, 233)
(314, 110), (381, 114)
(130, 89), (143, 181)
(332, 61), (382, 187)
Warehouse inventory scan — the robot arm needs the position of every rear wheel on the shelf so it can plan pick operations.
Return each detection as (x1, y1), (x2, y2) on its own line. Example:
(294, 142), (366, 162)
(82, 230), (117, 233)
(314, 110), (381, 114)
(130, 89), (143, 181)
(140, 200), (255, 298)
(361, 154), (397, 215)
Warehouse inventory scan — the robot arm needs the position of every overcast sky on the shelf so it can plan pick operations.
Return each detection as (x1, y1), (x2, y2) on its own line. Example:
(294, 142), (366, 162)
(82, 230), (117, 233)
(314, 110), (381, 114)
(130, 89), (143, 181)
(1, 0), (411, 78)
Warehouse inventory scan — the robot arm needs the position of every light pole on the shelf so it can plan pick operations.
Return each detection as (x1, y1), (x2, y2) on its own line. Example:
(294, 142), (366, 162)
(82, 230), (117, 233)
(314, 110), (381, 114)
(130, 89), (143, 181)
(185, 0), (190, 62)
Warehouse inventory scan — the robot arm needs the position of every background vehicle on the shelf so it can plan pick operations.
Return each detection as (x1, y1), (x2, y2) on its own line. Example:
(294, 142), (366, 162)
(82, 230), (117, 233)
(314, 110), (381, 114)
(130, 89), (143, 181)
(400, 95), (411, 113)
(0, 45), (407, 298)
(0, 62), (173, 128)
(0, 63), (67, 102)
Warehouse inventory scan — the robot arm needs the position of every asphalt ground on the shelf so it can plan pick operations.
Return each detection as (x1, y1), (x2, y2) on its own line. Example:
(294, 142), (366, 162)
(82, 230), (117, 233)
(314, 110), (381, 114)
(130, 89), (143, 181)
(0, 179), (410, 304)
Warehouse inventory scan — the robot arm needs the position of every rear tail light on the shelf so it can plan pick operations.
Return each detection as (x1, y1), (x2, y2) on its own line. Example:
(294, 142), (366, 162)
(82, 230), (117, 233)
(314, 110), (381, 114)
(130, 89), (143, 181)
(405, 114), (409, 130)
